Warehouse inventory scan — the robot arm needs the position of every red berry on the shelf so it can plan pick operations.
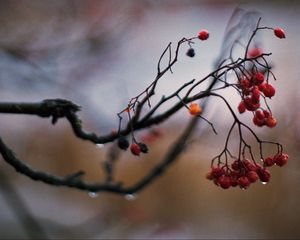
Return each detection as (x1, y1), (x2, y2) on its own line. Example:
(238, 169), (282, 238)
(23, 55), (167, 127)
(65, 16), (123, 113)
(263, 110), (270, 118)
(246, 171), (259, 183)
(266, 116), (277, 128)
(230, 175), (239, 187)
(244, 97), (260, 111)
(264, 156), (275, 167)
(130, 143), (141, 156)
(251, 87), (261, 103)
(211, 167), (225, 178)
(274, 28), (286, 39)
(237, 176), (251, 189)
(238, 101), (246, 114)
(253, 115), (265, 127)
(217, 175), (231, 189)
(255, 110), (265, 120)
(243, 159), (257, 172)
(263, 84), (276, 98)
(255, 72), (265, 85)
(205, 171), (214, 180)
(247, 47), (262, 58)
(198, 29), (209, 40)
(258, 83), (266, 91)
(240, 79), (251, 89)
(257, 168), (271, 183)
(231, 159), (241, 171)
(274, 153), (289, 167)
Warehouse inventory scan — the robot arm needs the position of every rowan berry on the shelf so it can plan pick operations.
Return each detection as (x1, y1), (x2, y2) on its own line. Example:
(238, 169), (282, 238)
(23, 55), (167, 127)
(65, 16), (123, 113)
(274, 153), (289, 167)
(238, 101), (246, 114)
(211, 167), (225, 178)
(240, 79), (251, 89)
(186, 48), (195, 57)
(243, 159), (257, 172)
(263, 84), (275, 98)
(230, 176), (239, 187)
(231, 159), (241, 170)
(138, 142), (149, 153)
(237, 176), (251, 188)
(274, 28), (286, 39)
(263, 110), (270, 118)
(255, 72), (265, 85)
(244, 97), (260, 111)
(256, 168), (271, 183)
(258, 83), (266, 91)
(117, 136), (129, 150)
(247, 171), (259, 183)
(264, 156), (275, 167)
(253, 115), (265, 127)
(189, 103), (202, 116)
(205, 171), (214, 180)
(198, 29), (209, 40)
(130, 143), (141, 156)
(266, 116), (277, 128)
(255, 110), (265, 120)
(217, 175), (231, 189)
(248, 47), (262, 58)
(251, 87), (261, 103)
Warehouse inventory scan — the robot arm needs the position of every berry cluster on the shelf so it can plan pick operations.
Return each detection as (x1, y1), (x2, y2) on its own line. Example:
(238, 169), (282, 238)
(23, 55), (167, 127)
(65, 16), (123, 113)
(117, 136), (148, 156)
(237, 70), (277, 128)
(206, 152), (288, 189)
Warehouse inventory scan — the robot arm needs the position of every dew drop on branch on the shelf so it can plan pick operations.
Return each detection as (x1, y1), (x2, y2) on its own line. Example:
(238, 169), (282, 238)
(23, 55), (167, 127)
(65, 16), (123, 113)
(124, 193), (137, 201)
(96, 144), (104, 149)
(88, 192), (99, 198)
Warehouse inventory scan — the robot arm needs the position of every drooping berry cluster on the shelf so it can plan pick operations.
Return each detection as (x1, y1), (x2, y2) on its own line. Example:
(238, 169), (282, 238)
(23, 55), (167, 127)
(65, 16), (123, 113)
(206, 152), (288, 189)
(204, 24), (289, 190)
(237, 70), (277, 128)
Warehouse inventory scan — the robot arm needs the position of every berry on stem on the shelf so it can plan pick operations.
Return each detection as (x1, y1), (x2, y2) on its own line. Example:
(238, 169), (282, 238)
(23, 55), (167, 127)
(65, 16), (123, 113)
(117, 136), (129, 150)
(238, 101), (246, 114)
(198, 29), (209, 40)
(217, 175), (231, 189)
(248, 47), (262, 58)
(274, 28), (286, 39)
(262, 84), (276, 98)
(138, 142), (149, 153)
(274, 153), (289, 166)
(255, 72), (265, 85)
(265, 156), (275, 167)
(238, 176), (251, 189)
(266, 116), (277, 128)
(189, 103), (202, 116)
(130, 143), (141, 156)
(186, 48), (195, 57)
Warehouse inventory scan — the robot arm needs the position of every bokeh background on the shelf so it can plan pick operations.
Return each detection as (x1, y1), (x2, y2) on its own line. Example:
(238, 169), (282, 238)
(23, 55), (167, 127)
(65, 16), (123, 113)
(0, 0), (299, 239)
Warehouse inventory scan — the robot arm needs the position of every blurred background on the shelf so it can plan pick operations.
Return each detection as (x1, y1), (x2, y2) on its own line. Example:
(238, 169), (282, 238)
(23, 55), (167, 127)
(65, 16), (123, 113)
(0, 0), (299, 239)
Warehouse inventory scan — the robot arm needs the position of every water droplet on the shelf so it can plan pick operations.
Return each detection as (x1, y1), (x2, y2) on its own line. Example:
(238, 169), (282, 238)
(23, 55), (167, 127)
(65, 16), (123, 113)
(125, 193), (137, 201)
(261, 182), (268, 185)
(88, 192), (99, 198)
(96, 144), (104, 149)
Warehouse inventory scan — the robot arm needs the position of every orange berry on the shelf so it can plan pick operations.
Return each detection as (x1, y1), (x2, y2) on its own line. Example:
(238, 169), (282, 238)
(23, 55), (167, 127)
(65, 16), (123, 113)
(266, 116), (277, 128)
(189, 103), (202, 116)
